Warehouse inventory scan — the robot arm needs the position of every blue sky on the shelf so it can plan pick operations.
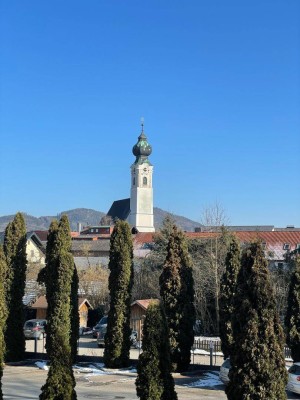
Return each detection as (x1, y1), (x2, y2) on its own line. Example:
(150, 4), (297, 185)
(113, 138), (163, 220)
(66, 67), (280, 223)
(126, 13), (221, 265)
(0, 1), (299, 226)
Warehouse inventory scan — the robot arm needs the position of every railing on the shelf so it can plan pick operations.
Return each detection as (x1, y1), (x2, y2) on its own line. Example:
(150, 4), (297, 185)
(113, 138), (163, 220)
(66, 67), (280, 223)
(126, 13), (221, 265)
(191, 339), (292, 367)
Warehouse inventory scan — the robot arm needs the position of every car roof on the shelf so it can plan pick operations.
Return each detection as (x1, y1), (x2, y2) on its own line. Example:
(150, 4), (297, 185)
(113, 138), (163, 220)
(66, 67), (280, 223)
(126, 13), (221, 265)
(25, 319), (46, 322)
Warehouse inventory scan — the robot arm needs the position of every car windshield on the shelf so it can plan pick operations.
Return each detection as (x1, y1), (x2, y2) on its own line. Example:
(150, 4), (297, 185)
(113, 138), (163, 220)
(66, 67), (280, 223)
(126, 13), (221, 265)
(223, 359), (231, 368)
(289, 365), (300, 374)
(25, 322), (35, 328)
(99, 316), (107, 324)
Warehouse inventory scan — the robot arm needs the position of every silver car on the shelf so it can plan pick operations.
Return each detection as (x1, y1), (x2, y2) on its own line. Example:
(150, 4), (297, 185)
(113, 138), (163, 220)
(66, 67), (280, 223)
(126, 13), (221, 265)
(286, 362), (300, 395)
(219, 358), (231, 385)
(23, 319), (47, 340)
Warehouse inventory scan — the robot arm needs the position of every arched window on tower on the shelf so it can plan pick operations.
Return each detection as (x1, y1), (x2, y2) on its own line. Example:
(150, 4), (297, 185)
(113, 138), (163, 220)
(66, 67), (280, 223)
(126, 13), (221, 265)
(143, 177), (147, 186)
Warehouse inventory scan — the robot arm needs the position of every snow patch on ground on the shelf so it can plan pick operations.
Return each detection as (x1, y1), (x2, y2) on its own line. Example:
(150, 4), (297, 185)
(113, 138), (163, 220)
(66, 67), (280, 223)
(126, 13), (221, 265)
(73, 363), (137, 376)
(185, 372), (222, 388)
(35, 361), (48, 370)
(192, 348), (223, 356)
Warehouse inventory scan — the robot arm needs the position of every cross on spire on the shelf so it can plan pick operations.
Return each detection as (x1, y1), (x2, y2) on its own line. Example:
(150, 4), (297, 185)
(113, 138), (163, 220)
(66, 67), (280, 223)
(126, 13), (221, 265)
(141, 117), (144, 132)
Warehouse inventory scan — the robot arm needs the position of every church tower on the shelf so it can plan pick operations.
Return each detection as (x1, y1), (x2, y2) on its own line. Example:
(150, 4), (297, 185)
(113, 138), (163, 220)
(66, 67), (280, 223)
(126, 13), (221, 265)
(128, 123), (155, 232)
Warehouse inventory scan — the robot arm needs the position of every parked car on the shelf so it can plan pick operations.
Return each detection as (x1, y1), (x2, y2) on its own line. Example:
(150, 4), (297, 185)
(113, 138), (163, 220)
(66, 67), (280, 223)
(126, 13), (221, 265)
(23, 319), (47, 340)
(92, 316), (108, 338)
(286, 362), (300, 395)
(97, 328), (138, 348)
(219, 358), (231, 385)
(220, 357), (292, 390)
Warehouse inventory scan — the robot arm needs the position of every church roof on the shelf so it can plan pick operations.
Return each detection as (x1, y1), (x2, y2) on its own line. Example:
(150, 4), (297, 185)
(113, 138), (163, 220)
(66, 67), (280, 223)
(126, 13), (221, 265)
(107, 198), (130, 221)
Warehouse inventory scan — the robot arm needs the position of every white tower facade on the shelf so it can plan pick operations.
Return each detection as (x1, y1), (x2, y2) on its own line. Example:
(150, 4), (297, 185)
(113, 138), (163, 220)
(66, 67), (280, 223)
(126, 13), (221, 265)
(128, 127), (155, 232)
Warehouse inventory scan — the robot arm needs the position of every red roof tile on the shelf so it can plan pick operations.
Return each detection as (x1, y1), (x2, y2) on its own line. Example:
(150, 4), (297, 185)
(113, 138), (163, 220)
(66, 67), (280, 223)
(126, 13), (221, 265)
(32, 296), (93, 310)
(134, 230), (300, 252)
(131, 299), (159, 310)
(134, 233), (154, 244)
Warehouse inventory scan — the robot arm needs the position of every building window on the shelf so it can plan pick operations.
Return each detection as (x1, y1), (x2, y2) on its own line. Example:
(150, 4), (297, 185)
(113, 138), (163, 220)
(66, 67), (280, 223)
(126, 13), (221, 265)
(143, 177), (147, 185)
(283, 243), (290, 250)
(91, 229), (94, 233)
(31, 250), (34, 258)
(133, 177), (135, 185)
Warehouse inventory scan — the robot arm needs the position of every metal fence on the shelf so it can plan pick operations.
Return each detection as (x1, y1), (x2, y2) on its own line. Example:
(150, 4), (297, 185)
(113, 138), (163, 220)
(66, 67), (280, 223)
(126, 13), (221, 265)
(191, 339), (292, 367)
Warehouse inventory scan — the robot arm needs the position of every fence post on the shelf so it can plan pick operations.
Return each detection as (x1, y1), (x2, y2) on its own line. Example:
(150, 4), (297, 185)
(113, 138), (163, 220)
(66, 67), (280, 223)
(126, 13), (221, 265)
(209, 341), (214, 367)
(34, 336), (38, 355)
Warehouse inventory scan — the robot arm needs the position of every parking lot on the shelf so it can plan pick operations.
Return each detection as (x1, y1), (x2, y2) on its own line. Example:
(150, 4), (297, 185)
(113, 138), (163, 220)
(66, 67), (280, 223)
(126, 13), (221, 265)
(21, 337), (300, 400)
(25, 334), (224, 366)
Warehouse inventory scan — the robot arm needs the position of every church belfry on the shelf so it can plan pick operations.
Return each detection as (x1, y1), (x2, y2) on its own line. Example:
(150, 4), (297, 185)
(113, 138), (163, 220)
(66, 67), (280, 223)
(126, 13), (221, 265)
(128, 123), (155, 232)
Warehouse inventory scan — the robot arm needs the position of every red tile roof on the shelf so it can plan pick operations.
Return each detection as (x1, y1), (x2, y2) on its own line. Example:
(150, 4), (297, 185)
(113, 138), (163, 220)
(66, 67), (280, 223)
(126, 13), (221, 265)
(134, 233), (154, 244)
(33, 230), (80, 240)
(33, 230), (49, 242)
(131, 299), (159, 310)
(235, 231), (300, 248)
(71, 232), (80, 238)
(31, 296), (92, 310)
(134, 230), (300, 252)
(31, 295), (47, 309)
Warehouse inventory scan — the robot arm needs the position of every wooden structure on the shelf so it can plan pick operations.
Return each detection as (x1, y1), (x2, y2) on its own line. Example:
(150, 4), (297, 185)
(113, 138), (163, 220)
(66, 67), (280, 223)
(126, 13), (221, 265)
(130, 299), (159, 340)
(30, 296), (92, 327)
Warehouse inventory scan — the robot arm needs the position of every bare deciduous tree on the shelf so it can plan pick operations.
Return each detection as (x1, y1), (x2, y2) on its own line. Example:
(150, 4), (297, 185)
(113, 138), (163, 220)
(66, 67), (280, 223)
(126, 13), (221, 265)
(77, 266), (109, 310)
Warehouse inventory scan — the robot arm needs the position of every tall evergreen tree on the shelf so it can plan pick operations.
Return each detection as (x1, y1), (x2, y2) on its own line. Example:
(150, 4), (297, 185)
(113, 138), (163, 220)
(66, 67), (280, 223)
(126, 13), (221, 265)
(219, 235), (240, 359)
(226, 241), (287, 400)
(3, 212), (27, 362)
(104, 220), (134, 368)
(136, 302), (177, 400)
(40, 216), (77, 400)
(159, 225), (195, 372)
(0, 246), (8, 400)
(176, 228), (196, 372)
(70, 266), (79, 364)
(285, 254), (300, 362)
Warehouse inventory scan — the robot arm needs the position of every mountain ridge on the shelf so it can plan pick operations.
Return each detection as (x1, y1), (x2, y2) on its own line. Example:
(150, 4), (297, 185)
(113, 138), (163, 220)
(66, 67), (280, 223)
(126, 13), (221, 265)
(0, 207), (202, 233)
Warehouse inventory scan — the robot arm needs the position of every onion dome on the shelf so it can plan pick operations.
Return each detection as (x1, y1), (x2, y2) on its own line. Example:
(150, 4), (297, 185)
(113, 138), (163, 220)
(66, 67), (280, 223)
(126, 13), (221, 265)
(132, 132), (152, 157)
(132, 123), (152, 164)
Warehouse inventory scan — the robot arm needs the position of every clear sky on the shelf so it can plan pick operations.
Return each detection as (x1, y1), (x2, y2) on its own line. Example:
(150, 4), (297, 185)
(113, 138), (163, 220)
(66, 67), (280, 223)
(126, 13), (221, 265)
(0, 1), (299, 226)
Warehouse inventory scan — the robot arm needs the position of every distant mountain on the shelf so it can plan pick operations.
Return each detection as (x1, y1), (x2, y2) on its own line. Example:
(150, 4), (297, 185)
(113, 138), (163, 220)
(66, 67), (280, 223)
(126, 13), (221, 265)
(153, 207), (201, 232)
(0, 208), (201, 233)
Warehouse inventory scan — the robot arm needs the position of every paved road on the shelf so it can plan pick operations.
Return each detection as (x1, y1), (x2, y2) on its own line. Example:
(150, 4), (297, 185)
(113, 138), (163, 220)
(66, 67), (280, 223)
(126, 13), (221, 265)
(11, 339), (297, 400)
(3, 362), (299, 400)
(3, 363), (227, 400)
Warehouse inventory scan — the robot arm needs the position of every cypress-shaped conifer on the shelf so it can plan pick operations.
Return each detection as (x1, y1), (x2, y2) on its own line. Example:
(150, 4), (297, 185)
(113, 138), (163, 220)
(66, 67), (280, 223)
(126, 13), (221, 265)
(219, 235), (240, 359)
(176, 229), (196, 372)
(136, 302), (177, 400)
(70, 266), (79, 364)
(3, 212), (27, 362)
(159, 225), (195, 372)
(39, 216), (77, 400)
(0, 246), (8, 400)
(226, 241), (287, 400)
(104, 220), (134, 368)
(285, 255), (300, 362)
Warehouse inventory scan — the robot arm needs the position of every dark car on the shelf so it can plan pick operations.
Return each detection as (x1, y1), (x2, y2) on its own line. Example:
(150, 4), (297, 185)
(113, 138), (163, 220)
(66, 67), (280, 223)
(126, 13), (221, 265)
(92, 316), (108, 338)
(23, 319), (47, 340)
